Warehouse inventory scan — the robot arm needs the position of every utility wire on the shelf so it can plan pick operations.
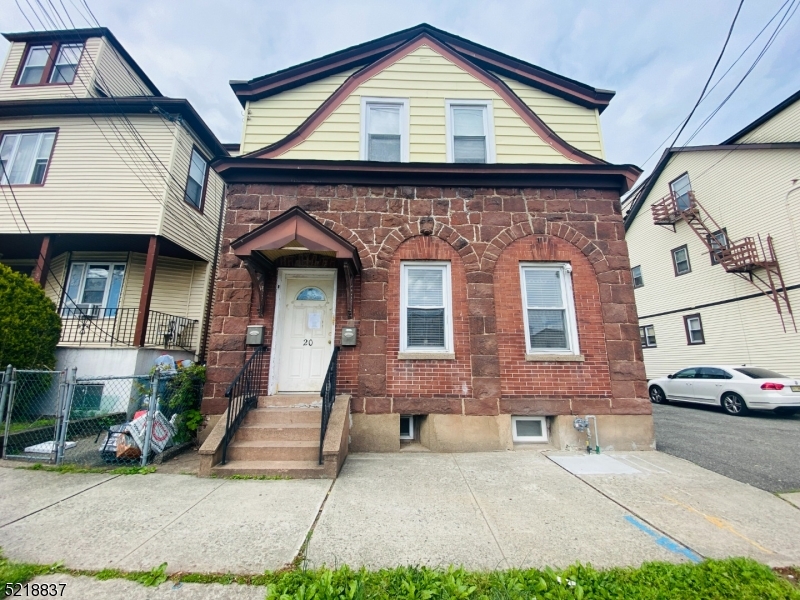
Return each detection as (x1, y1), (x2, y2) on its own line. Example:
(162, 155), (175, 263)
(669, 0), (745, 149)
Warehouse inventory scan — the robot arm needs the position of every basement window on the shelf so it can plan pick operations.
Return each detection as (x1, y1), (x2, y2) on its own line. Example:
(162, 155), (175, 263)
(512, 416), (548, 443)
(400, 415), (414, 440)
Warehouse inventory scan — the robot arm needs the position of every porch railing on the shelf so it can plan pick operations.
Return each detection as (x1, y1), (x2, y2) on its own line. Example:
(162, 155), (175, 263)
(58, 307), (197, 350)
(222, 346), (267, 465)
(319, 346), (340, 465)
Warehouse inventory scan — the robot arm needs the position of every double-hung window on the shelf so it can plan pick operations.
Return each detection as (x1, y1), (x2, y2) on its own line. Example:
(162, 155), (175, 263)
(62, 263), (126, 317)
(400, 262), (453, 355)
(184, 148), (208, 209)
(446, 100), (494, 163)
(631, 265), (644, 288)
(49, 44), (83, 84)
(707, 229), (729, 266)
(0, 131), (56, 185)
(670, 173), (693, 211)
(671, 245), (691, 276)
(17, 45), (52, 85)
(360, 98), (409, 162)
(520, 263), (580, 356)
(640, 325), (656, 348)
(683, 313), (705, 345)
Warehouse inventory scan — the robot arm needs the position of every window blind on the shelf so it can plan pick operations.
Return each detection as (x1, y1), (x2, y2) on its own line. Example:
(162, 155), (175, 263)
(453, 107), (486, 163)
(406, 268), (445, 348)
(524, 268), (568, 350)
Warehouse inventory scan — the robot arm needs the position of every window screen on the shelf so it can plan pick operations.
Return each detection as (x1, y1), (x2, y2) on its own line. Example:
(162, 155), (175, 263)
(452, 106), (487, 163)
(366, 104), (401, 162)
(523, 268), (569, 351)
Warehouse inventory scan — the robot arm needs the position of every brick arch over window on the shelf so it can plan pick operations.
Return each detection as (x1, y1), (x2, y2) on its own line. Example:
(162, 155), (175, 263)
(480, 221), (612, 275)
(374, 218), (479, 272)
(493, 235), (612, 412)
(312, 216), (373, 268)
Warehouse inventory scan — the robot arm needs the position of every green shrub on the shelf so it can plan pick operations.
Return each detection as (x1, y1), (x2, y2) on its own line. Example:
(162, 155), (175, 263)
(0, 263), (61, 370)
(163, 364), (206, 443)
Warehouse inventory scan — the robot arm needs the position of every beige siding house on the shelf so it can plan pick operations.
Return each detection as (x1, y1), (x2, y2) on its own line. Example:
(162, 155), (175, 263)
(0, 27), (227, 377)
(624, 89), (800, 382)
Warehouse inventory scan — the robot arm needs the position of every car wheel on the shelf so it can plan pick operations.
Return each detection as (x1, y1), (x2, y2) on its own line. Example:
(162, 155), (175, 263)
(721, 392), (748, 416)
(649, 385), (668, 404)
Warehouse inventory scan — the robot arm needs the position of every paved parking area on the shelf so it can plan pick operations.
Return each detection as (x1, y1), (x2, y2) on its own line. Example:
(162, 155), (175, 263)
(653, 402), (800, 492)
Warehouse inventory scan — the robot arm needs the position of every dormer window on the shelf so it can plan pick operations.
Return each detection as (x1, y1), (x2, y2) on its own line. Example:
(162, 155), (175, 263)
(49, 44), (83, 84)
(18, 45), (52, 85)
(16, 42), (83, 86)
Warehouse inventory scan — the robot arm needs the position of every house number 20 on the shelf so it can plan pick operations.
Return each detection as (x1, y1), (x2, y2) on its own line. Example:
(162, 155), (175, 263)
(303, 339), (313, 346)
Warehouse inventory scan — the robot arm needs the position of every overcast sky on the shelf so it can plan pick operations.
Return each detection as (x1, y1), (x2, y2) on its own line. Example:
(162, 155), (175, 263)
(1, 0), (798, 175)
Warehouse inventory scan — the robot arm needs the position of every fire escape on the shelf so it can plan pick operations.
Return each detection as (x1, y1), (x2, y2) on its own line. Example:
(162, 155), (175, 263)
(651, 191), (796, 333)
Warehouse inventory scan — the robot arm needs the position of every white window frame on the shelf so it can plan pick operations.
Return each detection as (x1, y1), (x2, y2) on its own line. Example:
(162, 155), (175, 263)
(62, 262), (127, 312)
(640, 325), (657, 348)
(519, 263), (580, 356)
(17, 44), (52, 85)
(48, 43), (83, 84)
(360, 97), (409, 162)
(631, 265), (643, 288)
(511, 416), (548, 443)
(445, 99), (495, 164)
(399, 415), (414, 440)
(0, 130), (57, 185)
(399, 261), (453, 355)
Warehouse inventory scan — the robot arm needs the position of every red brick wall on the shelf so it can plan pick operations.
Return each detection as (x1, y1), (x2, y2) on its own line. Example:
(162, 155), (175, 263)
(202, 184), (650, 417)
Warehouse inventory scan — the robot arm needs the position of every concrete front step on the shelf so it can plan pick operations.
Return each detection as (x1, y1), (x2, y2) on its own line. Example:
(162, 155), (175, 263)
(246, 407), (321, 425)
(211, 459), (326, 479)
(226, 440), (319, 462)
(236, 423), (320, 442)
(258, 395), (321, 408)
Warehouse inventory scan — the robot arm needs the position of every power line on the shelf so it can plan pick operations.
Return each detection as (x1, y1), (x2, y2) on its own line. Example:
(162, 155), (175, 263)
(669, 0), (745, 149)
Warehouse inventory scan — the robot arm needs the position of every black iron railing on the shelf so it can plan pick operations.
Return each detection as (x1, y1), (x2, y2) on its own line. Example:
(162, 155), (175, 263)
(222, 346), (267, 465)
(319, 346), (340, 465)
(58, 307), (197, 350)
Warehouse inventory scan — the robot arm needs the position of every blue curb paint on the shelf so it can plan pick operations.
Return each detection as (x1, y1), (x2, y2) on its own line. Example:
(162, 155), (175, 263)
(624, 515), (702, 563)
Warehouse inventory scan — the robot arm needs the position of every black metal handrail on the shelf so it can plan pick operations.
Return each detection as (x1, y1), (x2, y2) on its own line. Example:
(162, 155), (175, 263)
(222, 346), (267, 465)
(58, 306), (197, 350)
(318, 346), (340, 465)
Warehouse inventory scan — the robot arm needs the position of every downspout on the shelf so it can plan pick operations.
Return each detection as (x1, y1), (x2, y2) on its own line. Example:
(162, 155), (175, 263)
(198, 182), (227, 364)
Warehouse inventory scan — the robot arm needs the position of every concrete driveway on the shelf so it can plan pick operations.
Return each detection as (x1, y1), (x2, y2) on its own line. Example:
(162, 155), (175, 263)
(2, 449), (799, 576)
(653, 402), (800, 492)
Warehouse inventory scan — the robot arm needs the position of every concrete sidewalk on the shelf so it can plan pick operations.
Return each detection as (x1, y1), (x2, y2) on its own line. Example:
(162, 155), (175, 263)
(2, 450), (799, 579)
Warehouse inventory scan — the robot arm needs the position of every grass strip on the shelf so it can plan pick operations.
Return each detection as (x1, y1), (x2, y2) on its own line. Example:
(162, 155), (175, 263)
(18, 463), (156, 475)
(1, 551), (798, 599)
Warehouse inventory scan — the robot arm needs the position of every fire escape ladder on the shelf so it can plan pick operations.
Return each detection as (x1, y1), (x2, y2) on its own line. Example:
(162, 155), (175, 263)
(650, 191), (796, 333)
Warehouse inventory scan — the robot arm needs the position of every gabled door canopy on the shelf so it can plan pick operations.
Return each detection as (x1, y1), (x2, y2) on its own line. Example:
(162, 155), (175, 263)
(231, 206), (362, 273)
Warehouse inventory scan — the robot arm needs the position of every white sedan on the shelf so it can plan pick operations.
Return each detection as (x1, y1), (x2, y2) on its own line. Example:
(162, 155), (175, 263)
(648, 365), (800, 416)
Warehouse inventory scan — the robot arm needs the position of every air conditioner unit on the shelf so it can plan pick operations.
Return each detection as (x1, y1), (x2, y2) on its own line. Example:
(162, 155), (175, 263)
(76, 304), (101, 318)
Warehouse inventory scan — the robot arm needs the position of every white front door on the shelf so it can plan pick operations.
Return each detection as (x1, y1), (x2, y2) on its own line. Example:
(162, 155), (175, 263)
(276, 272), (335, 393)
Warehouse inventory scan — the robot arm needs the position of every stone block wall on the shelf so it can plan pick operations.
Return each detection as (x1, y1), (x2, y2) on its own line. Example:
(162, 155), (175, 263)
(202, 183), (650, 419)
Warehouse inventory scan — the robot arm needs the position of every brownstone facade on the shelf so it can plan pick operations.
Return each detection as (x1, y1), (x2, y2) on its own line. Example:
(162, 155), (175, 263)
(202, 182), (650, 422)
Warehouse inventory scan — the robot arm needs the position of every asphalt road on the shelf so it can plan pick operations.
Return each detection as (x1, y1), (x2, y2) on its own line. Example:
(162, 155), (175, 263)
(652, 402), (800, 493)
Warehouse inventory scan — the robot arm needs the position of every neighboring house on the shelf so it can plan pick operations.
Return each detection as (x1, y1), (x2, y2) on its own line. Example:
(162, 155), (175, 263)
(0, 28), (228, 376)
(201, 24), (650, 477)
(624, 89), (800, 380)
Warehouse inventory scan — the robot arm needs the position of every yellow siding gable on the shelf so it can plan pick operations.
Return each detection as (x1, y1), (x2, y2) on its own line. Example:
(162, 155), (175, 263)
(498, 75), (605, 159)
(735, 98), (800, 144)
(241, 69), (357, 154)
(245, 45), (583, 163)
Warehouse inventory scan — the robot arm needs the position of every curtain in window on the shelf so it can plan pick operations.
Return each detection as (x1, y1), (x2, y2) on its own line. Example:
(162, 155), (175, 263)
(524, 269), (568, 350)
(453, 107), (486, 163)
(367, 105), (401, 162)
(406, 268), (445, 348)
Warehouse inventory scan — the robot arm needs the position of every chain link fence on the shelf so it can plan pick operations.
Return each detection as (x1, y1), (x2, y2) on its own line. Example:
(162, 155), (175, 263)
(1, 366), (196, 468)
